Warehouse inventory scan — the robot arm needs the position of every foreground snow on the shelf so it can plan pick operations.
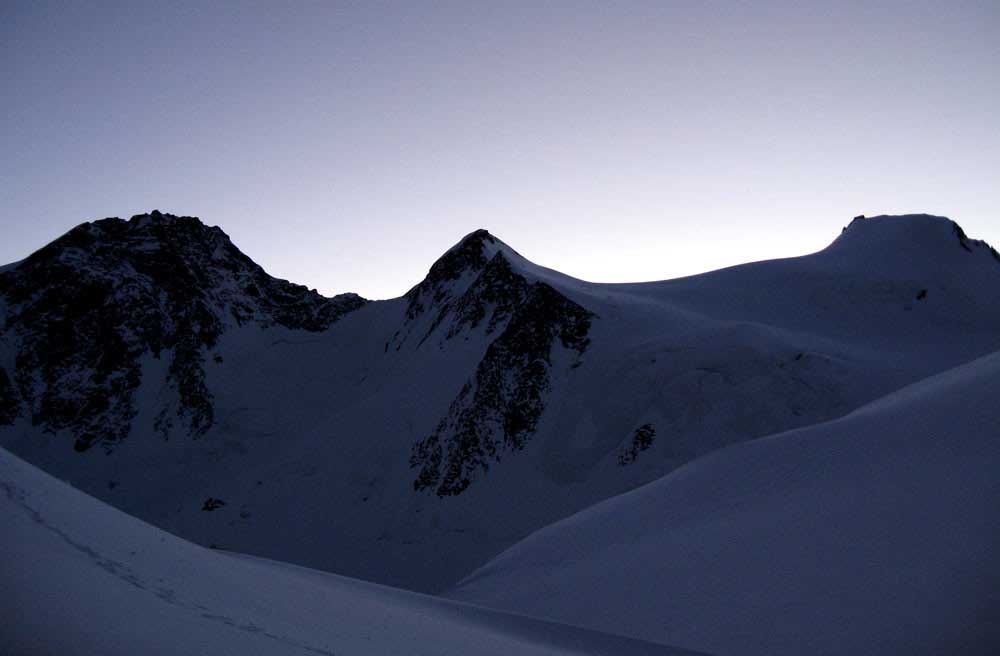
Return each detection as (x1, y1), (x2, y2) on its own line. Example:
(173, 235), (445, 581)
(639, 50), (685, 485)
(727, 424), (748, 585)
(0, 449), (701, 656)
(450, 351), (1000, 655)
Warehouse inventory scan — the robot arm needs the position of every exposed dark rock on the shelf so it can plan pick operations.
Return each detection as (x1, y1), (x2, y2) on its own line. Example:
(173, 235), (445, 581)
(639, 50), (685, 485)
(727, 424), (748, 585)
(404, 229), (497, 323)
(400, 231), (597, 496)
(202, 497), (226, 511)
(392, 230), (518, 350)
(618, 423), (656, 466)
(954, 222), (973, 252)
(843, 215), (866, 233)
(952, 220), (1000, 262)
(444, 254), (528, 338)
(916, 289), (928, 301)
(0, 368), (18, 425)
(0, 212), (367, 452)
(411, 273), (594, 496)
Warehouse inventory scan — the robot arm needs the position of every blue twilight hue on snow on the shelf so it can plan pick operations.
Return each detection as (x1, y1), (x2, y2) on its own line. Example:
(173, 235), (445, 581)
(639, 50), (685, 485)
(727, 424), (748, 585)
(2, 213), (998, 654)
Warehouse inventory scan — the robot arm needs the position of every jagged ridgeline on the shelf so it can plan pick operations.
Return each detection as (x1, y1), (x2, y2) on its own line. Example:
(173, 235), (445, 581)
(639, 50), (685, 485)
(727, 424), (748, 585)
(0, 215), (595, 499)
(4, 211), (1000, 595)
(0, 211), (366, 452)
(402, 231), (595, 496)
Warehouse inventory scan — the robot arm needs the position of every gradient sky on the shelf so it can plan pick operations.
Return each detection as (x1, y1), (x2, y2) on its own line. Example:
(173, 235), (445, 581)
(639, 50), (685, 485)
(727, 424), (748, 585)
(2, 1), (998, 299)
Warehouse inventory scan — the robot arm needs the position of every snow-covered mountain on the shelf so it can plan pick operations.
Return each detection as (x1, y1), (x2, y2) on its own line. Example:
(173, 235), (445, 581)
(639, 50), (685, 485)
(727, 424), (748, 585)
(0, 447), (702, 656)
(0, 211), (365, 451)
(2, 211), (1000, 595)
(449, 349), (1000, 655)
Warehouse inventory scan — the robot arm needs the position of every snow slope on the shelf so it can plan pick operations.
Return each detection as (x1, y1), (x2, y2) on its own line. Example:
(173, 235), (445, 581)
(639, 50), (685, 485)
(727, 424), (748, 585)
(3, 213), (1000, 593)
(449, 350), (1000, 655)
(0, 447), (702, 656)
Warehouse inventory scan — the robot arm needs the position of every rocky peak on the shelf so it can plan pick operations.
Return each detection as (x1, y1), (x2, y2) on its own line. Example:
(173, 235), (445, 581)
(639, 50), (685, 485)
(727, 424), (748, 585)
(402, 229), (503, 322)
(5, 211), (367, 332)
(428, 229), (500, 281)
(0, 211), (367, 452)
(393, 229), (550, 349)
(391, 230), (597, 495)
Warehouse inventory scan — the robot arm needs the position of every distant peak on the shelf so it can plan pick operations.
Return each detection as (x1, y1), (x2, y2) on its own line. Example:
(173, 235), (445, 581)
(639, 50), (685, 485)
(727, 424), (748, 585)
(125, 211), (225, 235)
(15, 211), (246, 286)
(427, 229), (509, 282)
(399, 229), (521, 326)
(65, 211), (222, 237)
(832, 213), (999, 263)
(447, 228), (497, 255)
(49, 212), (233, 255)
(463, 228), (493, 241)
(838, 213), (955, 242)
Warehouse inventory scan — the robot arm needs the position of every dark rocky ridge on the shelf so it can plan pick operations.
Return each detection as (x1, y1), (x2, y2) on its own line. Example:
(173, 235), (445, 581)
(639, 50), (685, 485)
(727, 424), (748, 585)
(0, 211), (367, 451)
(405, 232), (596, 496)
(0, 214), (595, 498)
(404, 229), (498, 323)
(411, 281), (593, 496)
(392, 228), (591, 345)
(953, 221), (1000, 261)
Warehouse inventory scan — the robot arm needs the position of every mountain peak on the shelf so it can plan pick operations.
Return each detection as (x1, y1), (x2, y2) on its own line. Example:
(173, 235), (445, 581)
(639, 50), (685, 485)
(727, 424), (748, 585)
(0, 212), (367, 452)
(27, 211), (233, 273)
(431, 229), (503, 279)
(401, 229), (514, 320)
(82, 210), (219, 234)
(831, 214), (999, 264)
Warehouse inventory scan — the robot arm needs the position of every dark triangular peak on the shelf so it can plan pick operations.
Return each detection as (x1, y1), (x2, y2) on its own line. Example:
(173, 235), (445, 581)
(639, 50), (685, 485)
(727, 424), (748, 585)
(425, 229), (501, 286)
(393, 227), (595, 349)
(0, 211), (367, 453)
(402, 229), (508, 322)
(394, 230), (596, 496)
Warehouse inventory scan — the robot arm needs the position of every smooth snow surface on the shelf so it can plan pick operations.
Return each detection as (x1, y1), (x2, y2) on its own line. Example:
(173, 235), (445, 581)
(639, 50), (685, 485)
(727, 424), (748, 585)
(0, 447), (702, 656)
(450, 351), (1000, 655)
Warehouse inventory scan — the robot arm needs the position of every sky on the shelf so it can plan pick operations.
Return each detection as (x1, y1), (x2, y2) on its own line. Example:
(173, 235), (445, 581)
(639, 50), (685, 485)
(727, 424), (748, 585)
(2, 1), (998, 299)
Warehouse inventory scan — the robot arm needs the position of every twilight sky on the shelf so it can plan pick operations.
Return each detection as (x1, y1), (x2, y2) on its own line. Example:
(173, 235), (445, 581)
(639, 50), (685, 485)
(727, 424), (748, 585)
(2, 1), (998, 299)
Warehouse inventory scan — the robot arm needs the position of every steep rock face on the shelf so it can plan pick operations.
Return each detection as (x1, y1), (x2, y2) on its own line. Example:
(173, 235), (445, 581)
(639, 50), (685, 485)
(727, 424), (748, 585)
(0, 368), (17, 425)
(405, 232), (596, 496)
(390, 229), (504, 349)
(0, 211), (366, 451)
(405, 229), (498, 321)
(953, 221), (1000, 260)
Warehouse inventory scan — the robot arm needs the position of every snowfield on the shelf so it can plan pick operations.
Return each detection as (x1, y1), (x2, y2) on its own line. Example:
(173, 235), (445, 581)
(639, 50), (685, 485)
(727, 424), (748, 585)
(3, 214), (1000, 594)
(0, 447), (702, 656)
(449, 350), (1000, 655)
(2, 212), (999, 654)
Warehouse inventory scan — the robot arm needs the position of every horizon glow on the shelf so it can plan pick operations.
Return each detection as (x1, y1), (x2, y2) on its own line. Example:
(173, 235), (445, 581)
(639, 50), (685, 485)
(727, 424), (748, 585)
(2, 1), (998, 300)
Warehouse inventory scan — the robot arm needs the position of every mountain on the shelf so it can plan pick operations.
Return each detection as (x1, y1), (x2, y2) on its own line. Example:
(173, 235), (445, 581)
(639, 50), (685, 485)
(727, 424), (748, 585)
(2, 212), (1000, 593)
(448, 349), (1000, 655)
(0, 211), (366, 452)
(0, 447), (702, 656)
